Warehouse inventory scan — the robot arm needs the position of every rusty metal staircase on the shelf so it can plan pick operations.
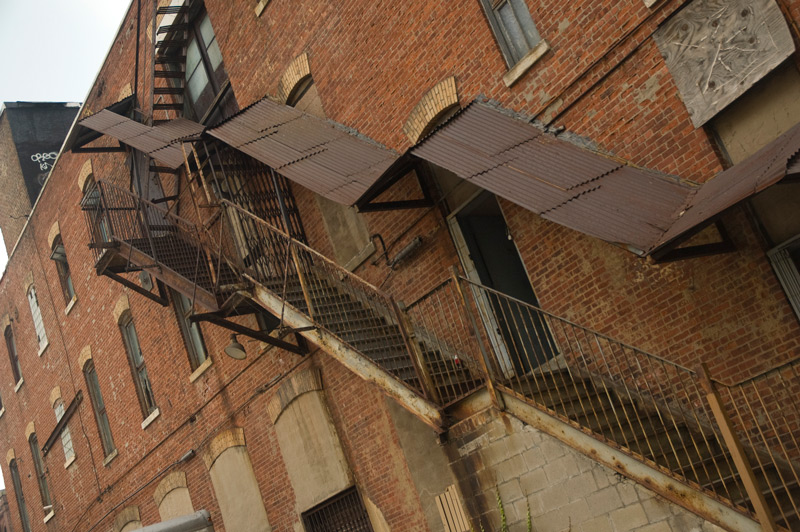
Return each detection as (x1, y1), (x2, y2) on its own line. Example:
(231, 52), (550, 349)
(151, 1), (192, 125)
(82, 180), (800, 531)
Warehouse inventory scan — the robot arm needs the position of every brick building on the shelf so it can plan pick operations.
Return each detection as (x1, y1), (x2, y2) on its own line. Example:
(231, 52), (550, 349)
(0, 0), (799, 531)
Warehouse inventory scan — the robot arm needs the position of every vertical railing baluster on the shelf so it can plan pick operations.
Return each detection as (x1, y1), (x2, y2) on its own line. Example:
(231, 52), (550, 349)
(698, 364), (778, 531)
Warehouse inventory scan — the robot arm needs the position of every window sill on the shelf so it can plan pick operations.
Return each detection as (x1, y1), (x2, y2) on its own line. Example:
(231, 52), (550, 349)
(0, 407), (5, 419)
(254, 0), (269, 16)
(64, 455), (76, 469)
(43, 510), (55, 524)
(503, 40), (550, 87)
(38, 341), (50, 357)
(141, 407), (160, 430)
(102, 449), (118, 467)
(14, 379), (24, 393)
(189, 357), (213, 383)
(64, 296), (78, 315)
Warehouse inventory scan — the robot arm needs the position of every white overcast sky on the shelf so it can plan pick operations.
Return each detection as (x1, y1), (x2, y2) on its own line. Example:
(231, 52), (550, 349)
(0, 0), (131, 487)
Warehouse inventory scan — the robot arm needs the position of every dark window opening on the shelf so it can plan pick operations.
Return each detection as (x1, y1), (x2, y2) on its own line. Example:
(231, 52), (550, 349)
(5, 326), (22, 385)
(301, 487), (373, 532)
(84, 360), (116, 457)
(28, 433), (52, 513)
(50, 236), (76, 305)
(119, 313), (157, 417)
(10, 459), (31, 532)
(170, 289), (208, 371)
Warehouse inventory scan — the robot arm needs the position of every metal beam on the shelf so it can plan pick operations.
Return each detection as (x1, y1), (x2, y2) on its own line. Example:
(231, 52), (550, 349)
(42, 391), (83, 456)
(103, 270), (170, 306)
(189, 313), (306, 355)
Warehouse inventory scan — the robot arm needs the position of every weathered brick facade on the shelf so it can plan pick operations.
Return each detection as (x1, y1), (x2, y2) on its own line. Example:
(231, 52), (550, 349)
(0, 0), (798, 531)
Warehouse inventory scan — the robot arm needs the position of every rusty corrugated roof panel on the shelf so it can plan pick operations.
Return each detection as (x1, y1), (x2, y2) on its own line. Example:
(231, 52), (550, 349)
(78, 111), (204, 168)
(653, 120), (800, 251)
(411, 101), (690, 253)
(206, 97), (398, 205)
(410, 100), (800, 255)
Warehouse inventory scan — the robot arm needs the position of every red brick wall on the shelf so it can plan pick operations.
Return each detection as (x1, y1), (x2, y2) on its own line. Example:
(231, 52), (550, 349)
(0, 1), (799, 531)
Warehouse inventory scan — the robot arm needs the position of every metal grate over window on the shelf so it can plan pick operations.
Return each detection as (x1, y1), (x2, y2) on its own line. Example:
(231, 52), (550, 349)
(301, 487), (374, 532)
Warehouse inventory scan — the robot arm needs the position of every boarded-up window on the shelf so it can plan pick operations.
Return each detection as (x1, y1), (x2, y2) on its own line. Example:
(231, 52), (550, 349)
(436, 485), (470, 532)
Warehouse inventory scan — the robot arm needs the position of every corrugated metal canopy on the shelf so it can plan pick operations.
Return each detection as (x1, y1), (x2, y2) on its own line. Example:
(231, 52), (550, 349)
(78, 110), (204, 168)
(206, 98), (398, 205)
(653, 120), (800, 251)
(409, 101), (800, 256)
(412, 101), (694, 253)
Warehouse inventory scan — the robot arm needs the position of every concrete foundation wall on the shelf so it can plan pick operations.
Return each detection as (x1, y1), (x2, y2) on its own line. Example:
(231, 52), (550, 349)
(447, 409), (728, 532)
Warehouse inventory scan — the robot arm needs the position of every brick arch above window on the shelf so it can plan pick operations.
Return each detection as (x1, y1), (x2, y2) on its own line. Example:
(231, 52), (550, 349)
(277, 52), (311, 104)
(47, 221), (61, 251)
(154, 471), (188, 507)
(49, 386), (62, 409)
(5, 448), (14, 466)
(112, 294), (130, 325)
(112, 506), (141, 532)
(403, 77), (460, 144)
(202, 427), (245, 470)
(78, 345), (92, 370)
(22, 272), (34, 296)
(267, 368), (322, 424)
(77, 159), (93, 193)
(24, 421), (35, 441)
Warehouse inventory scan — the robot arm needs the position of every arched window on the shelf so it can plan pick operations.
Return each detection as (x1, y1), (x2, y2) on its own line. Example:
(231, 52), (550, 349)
(27, 432), (52, 515)
(9, 458), (31, 532)
(52, 397), (75, 465)
(83, 359), (116, 457)
(26, 286), (48, 353)
(50, 235), (76, 305)
(119, 311), (157, 418)
(81, 176), (111, 244)
(170, 289), (207, 371)
(5, 325), (22, 386)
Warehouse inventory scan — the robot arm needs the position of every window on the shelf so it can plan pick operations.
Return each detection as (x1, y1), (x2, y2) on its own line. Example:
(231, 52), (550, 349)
(5, 326), (22, 385)
(26, 287), (47, 352)
(9, 459), (31, 532)
(170, 290), (207, 370)
(28, 433), (52, 514)
(479, 0), (542, 66)
(301, 487), (373, 532)
(53, 400), (75, 464)
(769, 234), (800, 322)
(176, 10), (237, 124)
(119, 312), (157, 417)
(84, 360), (115, 457)
(50, 236), (76, 305)
(81, 177), (111, 244)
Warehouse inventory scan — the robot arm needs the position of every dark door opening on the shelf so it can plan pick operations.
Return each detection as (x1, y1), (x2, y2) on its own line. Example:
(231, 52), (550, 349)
(455, 193), (557, 374)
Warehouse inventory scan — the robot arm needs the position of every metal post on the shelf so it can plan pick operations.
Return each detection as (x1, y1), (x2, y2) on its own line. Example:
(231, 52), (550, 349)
(395, 301), (441, 404)
(697, 363), (777, 532)
(289, 242), (315, 320)
(450, 266), (504, 411)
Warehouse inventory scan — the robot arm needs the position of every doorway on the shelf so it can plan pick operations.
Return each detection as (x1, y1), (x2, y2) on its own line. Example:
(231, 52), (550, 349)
(449, 192), (557, 376)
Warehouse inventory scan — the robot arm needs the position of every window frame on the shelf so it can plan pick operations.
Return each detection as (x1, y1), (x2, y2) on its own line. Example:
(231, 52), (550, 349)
(83, 360), (116, 457)
(9, 459), (32, 532)
(27, 433), (52, 513)
(53, 400), (75, 464)
(119, 312), (157, 418)
(478, 0), (542, 67)
(5, 325), (22, 385)
(26, 286), (48, 352)
(50, 236), (76, 305)
(170, 289), (208, 371)
(768, 233), (800, 323)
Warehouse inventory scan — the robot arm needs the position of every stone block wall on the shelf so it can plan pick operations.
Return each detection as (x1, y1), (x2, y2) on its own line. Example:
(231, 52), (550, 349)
(447, 409), (728, 532)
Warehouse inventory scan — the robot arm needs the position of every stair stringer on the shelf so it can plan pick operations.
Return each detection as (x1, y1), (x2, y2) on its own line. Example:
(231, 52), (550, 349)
(248, 276), (445, 432)
(447, 387), (763, 532)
